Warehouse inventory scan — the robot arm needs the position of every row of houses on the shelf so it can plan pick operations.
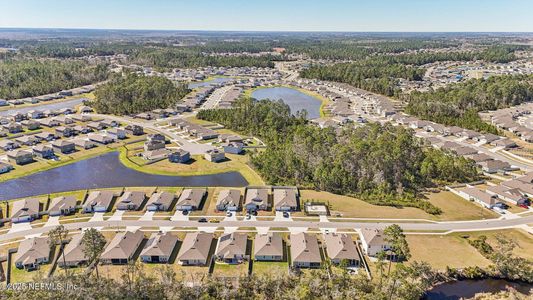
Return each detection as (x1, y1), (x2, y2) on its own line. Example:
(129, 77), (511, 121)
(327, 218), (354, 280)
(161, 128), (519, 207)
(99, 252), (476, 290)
(170, 119), (220, 141)
(490, 103), (533, 143)
(2, 86), (93, 106)
(16, 229), (389, 271)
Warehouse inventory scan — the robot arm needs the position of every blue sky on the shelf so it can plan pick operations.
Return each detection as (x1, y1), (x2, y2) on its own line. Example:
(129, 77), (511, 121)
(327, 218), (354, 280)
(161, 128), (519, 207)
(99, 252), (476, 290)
(0, 0), (531, 32)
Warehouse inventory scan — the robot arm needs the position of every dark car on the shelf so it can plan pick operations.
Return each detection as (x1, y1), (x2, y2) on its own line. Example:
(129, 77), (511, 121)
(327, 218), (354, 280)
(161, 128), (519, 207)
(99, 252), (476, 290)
(198, 218), (208, 223)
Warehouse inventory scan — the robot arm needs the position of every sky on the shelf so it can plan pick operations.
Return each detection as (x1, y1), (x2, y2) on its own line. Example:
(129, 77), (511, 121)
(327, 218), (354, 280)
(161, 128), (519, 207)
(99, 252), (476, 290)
(0, 0), (532, 32)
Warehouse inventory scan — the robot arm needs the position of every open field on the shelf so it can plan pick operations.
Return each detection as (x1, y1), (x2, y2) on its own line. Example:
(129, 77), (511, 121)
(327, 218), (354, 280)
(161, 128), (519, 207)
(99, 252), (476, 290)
(212, 261), (249, 278)
(252, 261), (288, 276)
(300, 190), (499, 221)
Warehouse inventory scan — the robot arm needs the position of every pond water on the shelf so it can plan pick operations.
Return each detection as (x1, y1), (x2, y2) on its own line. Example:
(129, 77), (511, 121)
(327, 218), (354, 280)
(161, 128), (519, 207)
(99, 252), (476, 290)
(424, 279), (532, 300)
(251, 87), (322, 119)
(0, 152), (248, 200)
(0, 98), (87, 117)
(188, 77), (233, 89)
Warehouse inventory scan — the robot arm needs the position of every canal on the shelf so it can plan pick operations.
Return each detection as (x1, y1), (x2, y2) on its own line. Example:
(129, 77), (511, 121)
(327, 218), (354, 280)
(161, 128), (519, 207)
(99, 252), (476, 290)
(251, 87), (322, 119)
(0, 152), (249, 200)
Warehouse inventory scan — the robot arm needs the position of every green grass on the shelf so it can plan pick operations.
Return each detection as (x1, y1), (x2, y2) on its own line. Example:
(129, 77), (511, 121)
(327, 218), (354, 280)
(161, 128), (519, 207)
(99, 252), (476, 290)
(252, 261), (288, 276)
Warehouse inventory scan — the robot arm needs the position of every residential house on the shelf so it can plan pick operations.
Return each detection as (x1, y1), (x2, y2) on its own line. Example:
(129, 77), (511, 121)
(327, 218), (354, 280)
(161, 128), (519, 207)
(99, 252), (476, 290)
(27, 110), (44, 119)
(359, 228), (390, 257)
(48, 196), (77, 216)
(491, 138), (517, 149)
(107, 128), (126, 140)
(39, 118), (60, 127)
(88, 133), (114, 145)
(16, 135), (39, 146)
(254, 232), (283, 261)
(140, 232), (179, 263)
(101, 119), (119, 128)
(4, 122), (22, 133)
(478, 160), (512, 173)
(324, 233), (359, 266)
(222, 142), (244, 154)
(52, 140), (76, 154)
(125, 125), (144, 136)
(273, 188), (298, 211)
(100, 231), (144, 265)
(116, 191), (146, 211)
(204, 149), (225, 162)
(53, 115), (74, 125)
(87, 121), (106, 131)
(82, 190), (115, 213)
(7, 149), (34, 165)
(0, 140), (20, 151)
(244, 188), (270, 211)
(142, 148), (171, 161)
(21, 120), (41, 130)
(486, 185), (527, 205)
(0, 161), (13, 174)
(168, 149), (191, 163)
(215, 233), (248, 264)
(58, 233), (88, 268)
(71, 138), (96, 150)
(35, 132), (57, 142)
(32, 144), (54, 159)
(15, 237), (50, 270)
(175, 189), (206, 211)
(457, 187), (499, 209)
(11, 198), (40, 223)
(146, 191), (175, 211)
(55, 126), (76, 137)
(176, 232), (213, 266)
(290, 233), (322, 268)
(215, 189), (241, 211)
(72, 125), (92, 134)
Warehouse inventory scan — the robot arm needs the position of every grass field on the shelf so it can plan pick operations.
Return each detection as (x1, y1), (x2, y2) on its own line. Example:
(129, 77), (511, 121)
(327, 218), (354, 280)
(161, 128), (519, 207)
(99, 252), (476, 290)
(212, 261), (249, 278)
(252, 261), (288, 276)
(300, 190), (499, 221)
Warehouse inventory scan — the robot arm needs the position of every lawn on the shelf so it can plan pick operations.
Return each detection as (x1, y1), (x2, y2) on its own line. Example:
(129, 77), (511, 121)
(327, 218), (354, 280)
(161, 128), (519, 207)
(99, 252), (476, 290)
(212, 261), (249, 278)
(252, 261), (288, 276)
(452, 229), (533, 260)
(299, 190), (499, 221)
(119, 146), (264, 185)
(406, 234), (491, 270)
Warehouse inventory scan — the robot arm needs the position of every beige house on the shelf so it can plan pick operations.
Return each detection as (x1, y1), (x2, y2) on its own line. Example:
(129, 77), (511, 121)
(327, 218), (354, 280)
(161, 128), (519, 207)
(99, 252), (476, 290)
(323, 233), (359, 266)
(15, 237), (50, 270)
(273, 188), (298, 211)
(140, 232), (179, 263)
(146, 191), (175, 211)
(175, 189), (206, 211)
(177, 232), (213, 266)
(58, 233), (88, 268)
(215, 233), (248, 264)
(116, 191), (146, 211)
(254, 232), (283, 261)
(290, 233), (321, 268)
(83, 190), (115, 213)
(244, 188), (270, 211)
(359, 228), (390, 257)
(48, 196), (77, 216)
(100, 231), (144, 265)
(215, 189), (241, 211)
(11, 198), (40, 223)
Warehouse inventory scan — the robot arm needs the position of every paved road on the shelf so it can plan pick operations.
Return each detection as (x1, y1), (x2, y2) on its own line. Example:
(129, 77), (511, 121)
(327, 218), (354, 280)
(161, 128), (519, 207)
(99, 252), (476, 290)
(2, 214), (532, 242)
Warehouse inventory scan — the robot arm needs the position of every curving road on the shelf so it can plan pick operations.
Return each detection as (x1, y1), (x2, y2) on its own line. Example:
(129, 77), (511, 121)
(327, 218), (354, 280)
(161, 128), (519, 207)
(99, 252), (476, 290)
(2, 214), (532, 242)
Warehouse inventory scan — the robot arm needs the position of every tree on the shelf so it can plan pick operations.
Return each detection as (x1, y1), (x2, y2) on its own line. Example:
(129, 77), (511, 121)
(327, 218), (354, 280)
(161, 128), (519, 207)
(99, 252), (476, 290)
(81, 228), (107, 279)
(384, 224), (411, 264)
(48, 225), (69, 276)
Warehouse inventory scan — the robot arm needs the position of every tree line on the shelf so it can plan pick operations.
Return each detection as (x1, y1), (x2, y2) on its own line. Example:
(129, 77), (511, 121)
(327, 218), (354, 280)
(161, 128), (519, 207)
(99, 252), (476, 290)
(198, 98), (479, 214)
(404, 75), (533, 133)
(89, 73), (189, 115)
(0, 59), (108, 99)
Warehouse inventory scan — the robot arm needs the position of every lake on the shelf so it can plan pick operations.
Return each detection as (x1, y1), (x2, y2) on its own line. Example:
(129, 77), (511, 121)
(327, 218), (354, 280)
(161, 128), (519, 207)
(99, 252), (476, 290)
(251, 87), (322, 119)
(0, 98), (87, 117)
(0, 152), (248, 200)
(424, 279), (532, 299)
(188, 77), (233, 89)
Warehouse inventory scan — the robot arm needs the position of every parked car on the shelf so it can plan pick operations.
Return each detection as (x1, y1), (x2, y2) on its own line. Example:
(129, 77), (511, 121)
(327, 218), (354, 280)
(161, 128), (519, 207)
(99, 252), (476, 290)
(283, 212), (290, 218)
(198, 218), (207, 223)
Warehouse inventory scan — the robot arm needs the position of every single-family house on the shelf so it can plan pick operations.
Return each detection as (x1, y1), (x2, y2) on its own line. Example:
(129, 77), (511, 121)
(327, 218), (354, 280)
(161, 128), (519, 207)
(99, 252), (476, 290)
(146, 191), (175, 211)
(222, 142), (244, 154)
(71, 138), (96, 150)
(140, 232), (179, 263)
(82, 190), (115, 213)
(273, 188), (298, 211)
(11, 198), (41, 223)
(107, 128), (126, 140)
(15, 135), (39, 146)
(52, 140), (76, 154)
(32, 144), (54, 159)
(4, 122), (22, 133)
(204, 149), (225, 162)
(55, 126), (76, 137)
(359, 228), (390, 257)
(215, 233), (248, 264)
(125, 125), (144, 136)
(142, 148), (171, 161)
(324, 233), (359, 267)
(244, 188), (270, 211)
(100, 230), (144, 265)
(7, 149), (34, 165)
(486, 185), (527, 205)
(176, 232), (213, 266)
(48, 196), (77, 216)
(290, 233), (322, 268)
(168, 149), (191, 163)
(58, 233), (88, 268)
(116, 191), (146, 211)
(216, 189), (241, 211)
(457, 187), (499, 209)
(0, 140), (19, 151)
(254, 232), (283, 261)
(478, 160), (512, 173)
(175, 189), (206, 211)
(0, 161), (13, 174)
(88, 133), (114, 145)
(15, 237), (50, 270)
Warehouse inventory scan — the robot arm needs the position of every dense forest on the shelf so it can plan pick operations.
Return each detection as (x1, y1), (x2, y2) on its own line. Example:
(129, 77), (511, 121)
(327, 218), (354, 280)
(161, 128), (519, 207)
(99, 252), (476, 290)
(198, 98), (479, 213)
(300, 59), (424, 96)
(128, 48), (275, 71)
(0, 59), (108, 99)
(405, 75), (533, 133)
(90, 73), (189, 115)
